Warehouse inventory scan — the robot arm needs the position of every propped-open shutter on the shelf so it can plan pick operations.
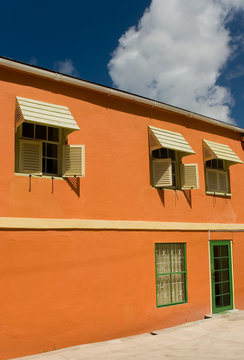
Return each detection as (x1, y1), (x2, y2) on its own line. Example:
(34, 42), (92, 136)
(181, 164), (199, 189)
(152, 158), (172, 187)
(19, 139), (42, 175)
(62, 145), (85, 177)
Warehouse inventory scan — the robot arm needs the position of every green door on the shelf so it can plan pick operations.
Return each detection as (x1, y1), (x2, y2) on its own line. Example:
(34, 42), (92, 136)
(210, 241), (233, 313)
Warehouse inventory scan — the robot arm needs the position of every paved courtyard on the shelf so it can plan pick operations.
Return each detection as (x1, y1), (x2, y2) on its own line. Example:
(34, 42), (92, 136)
(13, 310), (244, 360)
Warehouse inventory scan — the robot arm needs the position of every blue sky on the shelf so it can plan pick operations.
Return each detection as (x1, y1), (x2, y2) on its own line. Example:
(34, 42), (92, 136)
(1, 0), (244, 128)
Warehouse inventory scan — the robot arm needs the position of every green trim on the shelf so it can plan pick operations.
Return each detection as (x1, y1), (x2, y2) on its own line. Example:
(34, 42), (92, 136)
(155, 243), (187, 308)
(210, 240), (233, 314)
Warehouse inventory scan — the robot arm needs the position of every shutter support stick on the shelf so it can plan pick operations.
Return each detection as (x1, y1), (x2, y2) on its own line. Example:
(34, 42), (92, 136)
(52, 177), (54, 193)
(29, 174), (32, 192)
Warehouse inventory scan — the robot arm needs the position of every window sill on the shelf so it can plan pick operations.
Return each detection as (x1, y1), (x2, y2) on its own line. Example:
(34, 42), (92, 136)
(206, 191), (232, 197)
(157, 301), (187, 308)
(15, 172), (64, 180)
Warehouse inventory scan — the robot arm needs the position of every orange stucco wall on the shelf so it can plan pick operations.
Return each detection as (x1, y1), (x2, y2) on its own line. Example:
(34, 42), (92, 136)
(0, 67), (243, 223)
(0, 66), (244, 359)
(0, 230), (211, 359)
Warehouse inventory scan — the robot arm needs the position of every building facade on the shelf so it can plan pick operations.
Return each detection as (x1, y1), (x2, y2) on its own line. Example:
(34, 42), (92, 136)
(0, 57), (244, 359)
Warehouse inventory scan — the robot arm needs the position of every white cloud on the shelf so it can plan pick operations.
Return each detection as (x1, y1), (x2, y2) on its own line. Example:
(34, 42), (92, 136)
(108, 0), (244, 124)
(54, 59), (79, 77)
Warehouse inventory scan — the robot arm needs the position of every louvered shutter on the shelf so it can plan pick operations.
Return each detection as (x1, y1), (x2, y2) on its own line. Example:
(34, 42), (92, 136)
(206, 169), (229, 193)
(206, 169), (218, 192)
(62, 145), (85, 177)
(152, 158), (172, 187)
(181, 164), (199, 189)
(219, 171), (229, 193)
(19, 139), (42, 175)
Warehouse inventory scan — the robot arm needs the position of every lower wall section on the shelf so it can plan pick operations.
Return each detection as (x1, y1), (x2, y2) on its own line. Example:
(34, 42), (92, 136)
(0, 229), (243, 359)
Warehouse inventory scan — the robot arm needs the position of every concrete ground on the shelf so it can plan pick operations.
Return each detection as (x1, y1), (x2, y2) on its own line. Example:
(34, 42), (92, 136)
(13, 310), (244, 360)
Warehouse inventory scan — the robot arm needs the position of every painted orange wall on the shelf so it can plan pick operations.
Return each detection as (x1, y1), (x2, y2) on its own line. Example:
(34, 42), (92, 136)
(0, 230), (210, 359)
(0, 67), (243, 223)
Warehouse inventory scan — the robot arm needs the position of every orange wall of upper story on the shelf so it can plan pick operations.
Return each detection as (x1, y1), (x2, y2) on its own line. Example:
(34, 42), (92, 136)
(0, 67), (243, 223)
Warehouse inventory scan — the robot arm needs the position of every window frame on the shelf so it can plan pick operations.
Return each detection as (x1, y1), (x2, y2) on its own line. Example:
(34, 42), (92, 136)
(15, 123), (64, 177)
(155, 243), (187, 308)
(204, 159), (231, 196)
(151, 148), (181, 189)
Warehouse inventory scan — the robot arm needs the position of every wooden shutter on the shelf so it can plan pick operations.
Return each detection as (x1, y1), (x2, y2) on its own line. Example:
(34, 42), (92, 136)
(219, 171), (229, 193)
(152, 158), (172, 187)
(206, 169), (218, 192)
(62, 145), (85, 177)
(181, 164), (199, 189)
(19, 139), (42, 175)
(206, 169), (229, 193)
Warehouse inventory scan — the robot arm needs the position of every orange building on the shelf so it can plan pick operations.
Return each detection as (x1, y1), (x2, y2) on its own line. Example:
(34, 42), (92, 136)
(0, 56), (244, 359)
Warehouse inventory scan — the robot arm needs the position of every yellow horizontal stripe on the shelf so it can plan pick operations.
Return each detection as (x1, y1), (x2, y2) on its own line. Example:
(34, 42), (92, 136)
(0, 217), (244, 231)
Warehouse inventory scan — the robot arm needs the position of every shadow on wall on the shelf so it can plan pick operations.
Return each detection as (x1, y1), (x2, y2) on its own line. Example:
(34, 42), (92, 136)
(157, 188), (192, 208)
(65, 177), (80, 197)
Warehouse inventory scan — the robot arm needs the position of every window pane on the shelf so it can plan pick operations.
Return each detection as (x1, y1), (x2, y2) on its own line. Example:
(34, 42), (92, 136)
(156, 244), (170, 274)
(168, 149), (176, 160)
(222, 281), (230, 294)
(42, 142), (46, 157)
(222, 294), (231, 307)
(46, 143), (58, 158)
(46, 159), (58, 174)
(218, 159), (224, 169)
(161, 148), (168, 158)
(222, 270), (229, 282)
(48, 127), (59, 142)
(221, 245), (228, 257)
(36, 125), (47, 140)
(171, 244), (185, 272)
(22, 123), (34, 138)
(157, 275), (171, 306)
(42, 157), (46, 172)
(214, 246), (221, 258)
(171, 273), (185, 303)
(152, 149), (160, 158)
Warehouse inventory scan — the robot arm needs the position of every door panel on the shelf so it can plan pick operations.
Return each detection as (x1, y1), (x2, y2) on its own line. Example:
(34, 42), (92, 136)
(210, 241), (233, 313)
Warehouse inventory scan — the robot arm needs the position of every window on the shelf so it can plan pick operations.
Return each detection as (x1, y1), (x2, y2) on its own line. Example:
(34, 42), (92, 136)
(21, 123), (59, 175)
(205, 159), (230, 194)
(149, 126), (199, 190)
(15, 97), (85, 178)
(203, 140), (243, 195)
(155, 243), (187, 307)
(151, 148), (179, 188)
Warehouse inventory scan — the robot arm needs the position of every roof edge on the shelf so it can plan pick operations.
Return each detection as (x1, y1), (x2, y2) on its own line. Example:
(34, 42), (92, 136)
(1, 56), (243, 134)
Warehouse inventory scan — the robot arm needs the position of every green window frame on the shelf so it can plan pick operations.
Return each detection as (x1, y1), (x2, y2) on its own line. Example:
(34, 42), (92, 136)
(155, 243), (187, 307)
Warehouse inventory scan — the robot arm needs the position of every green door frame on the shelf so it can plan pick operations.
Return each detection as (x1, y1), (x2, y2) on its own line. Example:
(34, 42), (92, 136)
(210, 240), (233, 314)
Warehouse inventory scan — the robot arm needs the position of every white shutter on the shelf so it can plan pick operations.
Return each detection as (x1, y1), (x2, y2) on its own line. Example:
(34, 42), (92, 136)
(206, 169), (229, 193)
(152, 158), (172, 187)
(181, 164), (199, 189)
(19, 139), (42, 175)
(62, 145), (85, 177)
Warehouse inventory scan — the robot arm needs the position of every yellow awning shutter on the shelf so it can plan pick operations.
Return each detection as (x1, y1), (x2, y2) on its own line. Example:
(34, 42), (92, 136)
(16, 97), (80, 133)
(203, 139), (243, 165)
(149, 126), (195, 156)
